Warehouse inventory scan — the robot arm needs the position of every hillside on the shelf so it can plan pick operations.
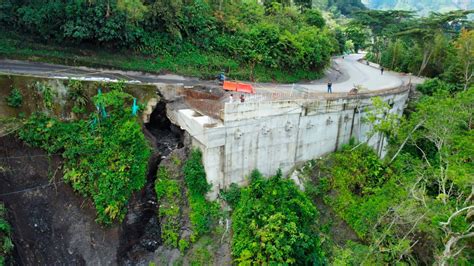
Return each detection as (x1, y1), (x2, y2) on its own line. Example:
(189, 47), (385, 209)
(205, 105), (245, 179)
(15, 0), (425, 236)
(362, 0), (474, 15)
(1, 1), (473, 265)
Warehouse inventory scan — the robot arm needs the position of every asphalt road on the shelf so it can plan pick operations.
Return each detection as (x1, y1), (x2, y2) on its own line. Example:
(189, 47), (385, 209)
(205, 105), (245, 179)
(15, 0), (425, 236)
(0, 53), (413, 96)
(0, 59), (206, 85)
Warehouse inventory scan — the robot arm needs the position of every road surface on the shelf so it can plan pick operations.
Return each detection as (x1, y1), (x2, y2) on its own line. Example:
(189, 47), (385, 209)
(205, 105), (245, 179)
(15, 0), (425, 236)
(0, 54), (416, 96)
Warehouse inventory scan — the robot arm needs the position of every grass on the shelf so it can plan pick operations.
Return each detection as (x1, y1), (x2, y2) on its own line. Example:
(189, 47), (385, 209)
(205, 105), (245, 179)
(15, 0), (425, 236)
(0, 32), (322, 83)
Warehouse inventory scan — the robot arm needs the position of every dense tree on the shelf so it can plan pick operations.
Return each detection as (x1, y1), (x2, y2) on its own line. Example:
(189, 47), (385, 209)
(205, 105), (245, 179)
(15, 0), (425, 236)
(0, 0), (337, 79)
(353, 10), (414, 63)
(303, 9), (326, 28)
(308, 87), (473, 264)
(231, 170), (325, 264)
(454, 29), (474, 90)
(294, 0), (312, 10)
(344, 23), (368, 52)
(395, 10), (472, 75)
(356, 9), (473, 88)
(328, 0), (367, 15)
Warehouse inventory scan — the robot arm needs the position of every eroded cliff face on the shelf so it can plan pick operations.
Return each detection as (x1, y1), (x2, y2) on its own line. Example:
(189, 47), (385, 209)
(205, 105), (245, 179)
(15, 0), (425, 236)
(0, 105), (186, 265)
(0, 77), (234, 265)
(0, 77), (187, 264)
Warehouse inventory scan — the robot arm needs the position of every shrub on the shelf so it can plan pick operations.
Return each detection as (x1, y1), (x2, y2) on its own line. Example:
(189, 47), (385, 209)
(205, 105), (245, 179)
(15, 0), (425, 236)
(108, 80), (126, 92)
(232, 170), (325, 264)
(183, 149), (211, 196)
(0, 203), (13, 265)
(5, 87), (22, 108)
(220, 183), (241, 209)
(155, 166), (182, 248)
(416, 78), (458, 96)
(188, 194), (219, 241)
(182, 148), (219, 242)
(315, 144), (403, 239)
(18, 112), (81, 154)
(304, 9), (325, 28)
(67, 79), (87, 107)
(71, 105), (86, 114)
(19, 91), (151, 225)
(33, 81), (55, 110)
(178, 239), (189, 253)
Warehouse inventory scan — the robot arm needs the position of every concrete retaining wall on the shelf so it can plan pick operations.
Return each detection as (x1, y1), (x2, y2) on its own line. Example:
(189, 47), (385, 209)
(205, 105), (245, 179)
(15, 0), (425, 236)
(171, 86), (410, 198)
(0, 74), (160, 121)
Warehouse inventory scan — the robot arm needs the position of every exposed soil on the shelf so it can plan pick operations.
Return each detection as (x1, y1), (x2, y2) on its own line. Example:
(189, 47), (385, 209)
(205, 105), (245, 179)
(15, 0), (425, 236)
(145, 100), (184, 158)
(0, 135), (119, 265)
(304, 163), (362, 250)
(0, 96), (235, 265)
(0, 99), (185, 265)
(117, 152), (162, 265)
(117, 100), (185, 265)
(314, 197), (360, 246)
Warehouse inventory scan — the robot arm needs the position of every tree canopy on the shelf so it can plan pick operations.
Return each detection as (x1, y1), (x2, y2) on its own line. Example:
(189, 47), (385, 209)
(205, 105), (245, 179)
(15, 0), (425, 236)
(0, 0), (338, 79)
(231, 170), (325, 264)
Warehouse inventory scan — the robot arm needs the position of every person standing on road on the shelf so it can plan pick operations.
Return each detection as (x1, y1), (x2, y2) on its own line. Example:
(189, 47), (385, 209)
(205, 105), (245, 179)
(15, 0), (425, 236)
(380, 67), (384, 75)
(229, 94), (234, 103)
(327, 81), (332, 93)
(240, 94), (245, 103)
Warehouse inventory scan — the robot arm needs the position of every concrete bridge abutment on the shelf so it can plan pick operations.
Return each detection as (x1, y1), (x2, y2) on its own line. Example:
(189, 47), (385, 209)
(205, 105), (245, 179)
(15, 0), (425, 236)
(170, 86), (411, 199)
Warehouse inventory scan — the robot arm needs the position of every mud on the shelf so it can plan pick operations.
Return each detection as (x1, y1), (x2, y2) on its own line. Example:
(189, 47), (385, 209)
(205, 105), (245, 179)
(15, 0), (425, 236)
(0, 135), (119, 265)
(117, 100), (184, 265)
(117, 151), (161, 265)
(145, 100), (184, 157)
(127, 147), (233, 266)
(0, 95), (186, 265)
(0, 86), (238, 266)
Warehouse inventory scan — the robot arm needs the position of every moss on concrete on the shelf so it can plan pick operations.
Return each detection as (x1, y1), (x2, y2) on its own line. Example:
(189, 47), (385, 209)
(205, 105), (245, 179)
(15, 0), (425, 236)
(0, 74), (158, 120)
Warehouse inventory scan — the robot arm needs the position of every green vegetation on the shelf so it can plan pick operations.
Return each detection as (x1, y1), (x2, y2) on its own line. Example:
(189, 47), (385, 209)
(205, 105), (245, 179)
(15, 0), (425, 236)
(18, 90), (151, 225)
(313, 145), (398, 239)
(155, 166), (182, 248)
(0, 1), (342, 82)
(231, 169), (325, 265)
(184, 149), (219, 242)
(327, 0), (367, 15)
(33, 81), (56, 111)
(0, 203), (14, 266)
(154, 149), (220, 255)
(354, 9), (473, 90)
(5, 87), (22, 108)
(67, 79), (88, 111)
(303, 85), (473, 264)
(184, 149), (211, 196)
(220, 183), (241, 209)
(186, 235), (218, 265)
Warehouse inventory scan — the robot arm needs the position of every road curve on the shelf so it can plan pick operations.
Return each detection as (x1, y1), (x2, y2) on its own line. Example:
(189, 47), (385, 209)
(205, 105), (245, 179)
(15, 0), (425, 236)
(0, 53), (411, 94)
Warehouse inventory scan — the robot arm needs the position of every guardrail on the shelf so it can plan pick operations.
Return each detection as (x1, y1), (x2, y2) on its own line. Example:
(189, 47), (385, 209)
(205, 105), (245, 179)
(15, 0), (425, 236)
(244, 83), (412, 102)
(182, 83), (412, 121)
